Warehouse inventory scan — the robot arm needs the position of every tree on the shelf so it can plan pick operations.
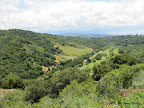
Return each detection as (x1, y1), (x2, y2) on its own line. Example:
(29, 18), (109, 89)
(1, 74), (25, 89)
(26, 80), (51, 103)
(50, 68), (88, 98)
(92, 54), (138, 81)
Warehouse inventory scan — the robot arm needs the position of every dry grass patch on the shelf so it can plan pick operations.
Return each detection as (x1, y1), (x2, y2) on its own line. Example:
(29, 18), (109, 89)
(0, 89), (17, 98)
(41, 66), (48, 72)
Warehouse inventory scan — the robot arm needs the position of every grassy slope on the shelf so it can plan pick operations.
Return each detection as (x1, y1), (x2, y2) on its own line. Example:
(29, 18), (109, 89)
(55, 43), (93, 61)
(133, 70), (144, 87)
(80, 47), (119, 76)
(23, 43), (44, 54)
(0, 89), (17, 98)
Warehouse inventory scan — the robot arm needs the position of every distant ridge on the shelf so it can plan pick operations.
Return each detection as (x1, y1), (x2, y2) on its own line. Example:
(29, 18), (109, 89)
(53, 33), (110, 37)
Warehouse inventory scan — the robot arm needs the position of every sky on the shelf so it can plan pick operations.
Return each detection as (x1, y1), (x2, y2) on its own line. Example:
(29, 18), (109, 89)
(0, 0), (144, 34)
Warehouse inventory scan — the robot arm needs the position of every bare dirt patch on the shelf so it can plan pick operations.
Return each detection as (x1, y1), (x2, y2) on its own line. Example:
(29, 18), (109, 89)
(41, 66), (48, 72)
(41, 55), (60, 72)
(49, 66), (55, 71)
(54, 45), (57, 48)
(84, 59), (87, 64)
(54, 55), (60, 64)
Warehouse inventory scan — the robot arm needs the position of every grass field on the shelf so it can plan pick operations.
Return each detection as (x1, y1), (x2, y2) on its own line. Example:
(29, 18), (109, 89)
(55, 43), (93, 61)
(80, 47), (119, 76)
(59, 55), (77, 60)
(56, 43), (93, 57)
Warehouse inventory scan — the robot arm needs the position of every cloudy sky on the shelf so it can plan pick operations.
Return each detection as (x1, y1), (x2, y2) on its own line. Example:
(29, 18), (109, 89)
(0, 0), (144, 34)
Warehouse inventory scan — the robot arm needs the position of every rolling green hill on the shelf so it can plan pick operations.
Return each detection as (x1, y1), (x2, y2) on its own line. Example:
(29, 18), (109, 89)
(0, 29), (101, 78)
(1, 29), (144, 107)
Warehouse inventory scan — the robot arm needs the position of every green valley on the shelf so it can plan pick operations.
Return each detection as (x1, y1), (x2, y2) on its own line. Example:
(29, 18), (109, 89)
(0, 29), (144, 108)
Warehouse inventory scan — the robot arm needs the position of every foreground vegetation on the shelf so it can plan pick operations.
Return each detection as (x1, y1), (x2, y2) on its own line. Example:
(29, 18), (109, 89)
(0, 29), (144, 107)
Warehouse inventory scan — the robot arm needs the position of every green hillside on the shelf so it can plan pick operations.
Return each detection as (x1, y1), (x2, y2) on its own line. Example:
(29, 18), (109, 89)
(1, 29), (144, 107)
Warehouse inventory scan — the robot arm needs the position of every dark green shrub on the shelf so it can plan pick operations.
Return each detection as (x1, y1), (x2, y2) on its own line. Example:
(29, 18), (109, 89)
(95, 54), (103, 60)
(26, 80), (51, 103)
(92, 54), (138, 81)
(1, 74), (25, 89)
(50, 68), (88, 98)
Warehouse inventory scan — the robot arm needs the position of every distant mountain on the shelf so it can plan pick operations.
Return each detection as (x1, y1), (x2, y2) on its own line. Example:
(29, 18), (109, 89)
(53, 33), (110, 37)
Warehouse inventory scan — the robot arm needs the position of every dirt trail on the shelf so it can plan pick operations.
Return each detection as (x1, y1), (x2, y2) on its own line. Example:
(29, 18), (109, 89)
(83, 51), (104, 64)
(89, 51), (103, 60)
(54, 55), (60, 64)
(98, 51), (103, 55)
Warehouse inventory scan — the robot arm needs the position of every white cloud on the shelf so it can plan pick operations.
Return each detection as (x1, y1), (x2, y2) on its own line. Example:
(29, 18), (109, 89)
(0, 0), (144, 33)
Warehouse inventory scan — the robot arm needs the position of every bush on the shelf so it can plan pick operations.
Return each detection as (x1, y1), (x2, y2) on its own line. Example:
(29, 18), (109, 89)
(51, 79), (98, 108)
(0, 90), (28, 108)
(1, 74), (25, 89)
(112, 53), (137, 66)
(96, 65), (143, 98)
(92, 54), (138, 81)
(50, 68), (89, 98)
(25, 80), (51, 103)
(95, 54), (103, 60)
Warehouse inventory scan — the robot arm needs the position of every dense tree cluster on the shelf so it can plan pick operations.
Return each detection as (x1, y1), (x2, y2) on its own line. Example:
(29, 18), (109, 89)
(92, 54), (138, 81)
(119, 44), (144, 63)
(0, 29), (62, 78)
(98, 35), (144, 46)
